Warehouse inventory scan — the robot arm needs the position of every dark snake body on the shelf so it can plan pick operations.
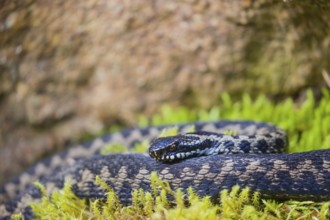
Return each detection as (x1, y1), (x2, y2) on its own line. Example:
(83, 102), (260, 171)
(1, 121), (330, 219)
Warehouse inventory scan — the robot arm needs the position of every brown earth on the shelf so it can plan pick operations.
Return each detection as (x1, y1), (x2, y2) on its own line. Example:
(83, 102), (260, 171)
(0, 0), (329, 183)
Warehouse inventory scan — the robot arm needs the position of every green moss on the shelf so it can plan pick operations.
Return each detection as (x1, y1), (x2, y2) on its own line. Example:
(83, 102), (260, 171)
(29, 181), (90, 219)
(28, 173), (330, 220)
(24, 88), (330, 220)
(100, 143), (128, 155)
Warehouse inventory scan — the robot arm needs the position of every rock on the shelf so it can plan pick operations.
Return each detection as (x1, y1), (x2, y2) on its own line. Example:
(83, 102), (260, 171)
(0, 0), (329, 183)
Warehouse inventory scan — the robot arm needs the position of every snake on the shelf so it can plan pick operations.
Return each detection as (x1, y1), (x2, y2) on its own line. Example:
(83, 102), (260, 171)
(1, 120), (330, 219)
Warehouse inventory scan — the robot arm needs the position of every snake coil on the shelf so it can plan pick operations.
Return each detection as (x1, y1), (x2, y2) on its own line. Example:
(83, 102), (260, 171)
(0, 121), (330, 219)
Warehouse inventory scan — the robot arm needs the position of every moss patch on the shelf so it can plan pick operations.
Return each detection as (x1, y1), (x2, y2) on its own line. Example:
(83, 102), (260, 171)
(27, 174), (330, 220)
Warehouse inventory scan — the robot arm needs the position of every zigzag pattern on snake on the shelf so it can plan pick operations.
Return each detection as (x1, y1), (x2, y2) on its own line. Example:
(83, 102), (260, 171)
(1, 120), (330, 219)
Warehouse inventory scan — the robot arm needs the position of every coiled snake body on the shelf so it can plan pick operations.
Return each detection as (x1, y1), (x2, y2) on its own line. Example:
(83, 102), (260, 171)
(1, 121), (330, 219)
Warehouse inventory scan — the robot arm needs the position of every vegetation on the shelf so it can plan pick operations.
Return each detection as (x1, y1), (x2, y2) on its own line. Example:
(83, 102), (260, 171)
(21, 89), (330, 219)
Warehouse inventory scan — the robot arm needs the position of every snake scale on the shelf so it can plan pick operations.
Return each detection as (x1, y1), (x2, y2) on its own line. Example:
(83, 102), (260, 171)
(1, 120), (330, 219)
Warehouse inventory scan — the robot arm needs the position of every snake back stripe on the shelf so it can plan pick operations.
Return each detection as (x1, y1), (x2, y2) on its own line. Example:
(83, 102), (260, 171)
(1, 120), (330, 220)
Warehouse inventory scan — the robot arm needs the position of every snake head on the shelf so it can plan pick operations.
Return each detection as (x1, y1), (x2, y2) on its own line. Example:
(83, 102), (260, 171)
(149, 132), (214, 163)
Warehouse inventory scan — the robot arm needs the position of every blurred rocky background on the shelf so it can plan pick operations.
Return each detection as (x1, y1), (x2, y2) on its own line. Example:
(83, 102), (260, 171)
(0, 0), (329, 183)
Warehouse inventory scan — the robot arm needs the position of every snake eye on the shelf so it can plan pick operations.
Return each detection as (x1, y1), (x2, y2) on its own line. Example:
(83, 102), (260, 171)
(169, 145), (176, 151)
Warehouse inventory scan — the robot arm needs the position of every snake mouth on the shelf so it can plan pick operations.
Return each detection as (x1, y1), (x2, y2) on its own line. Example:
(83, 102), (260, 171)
(149, 147), (183, 162)
(151, 148), (209, 163)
